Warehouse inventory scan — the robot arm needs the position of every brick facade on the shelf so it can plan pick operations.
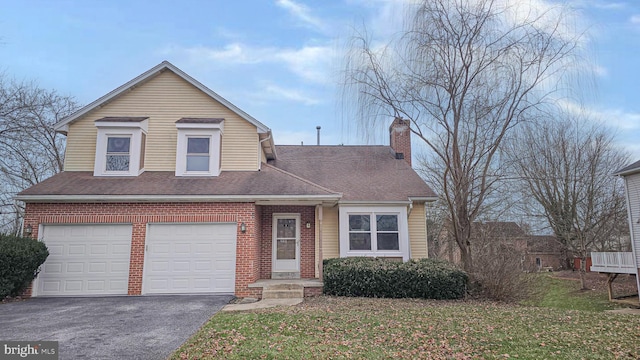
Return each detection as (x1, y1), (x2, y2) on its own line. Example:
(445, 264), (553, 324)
(23, 202), (320, 298)
(24, 202), (260, 297)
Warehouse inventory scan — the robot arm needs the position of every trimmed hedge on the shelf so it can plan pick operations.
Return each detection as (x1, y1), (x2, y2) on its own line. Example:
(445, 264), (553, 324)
(323, 257), (467, 300)
(0, 234), (49, 298)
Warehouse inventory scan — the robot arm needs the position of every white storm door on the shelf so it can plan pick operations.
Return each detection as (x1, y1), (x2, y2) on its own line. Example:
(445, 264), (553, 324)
(272, 214), (300, 273)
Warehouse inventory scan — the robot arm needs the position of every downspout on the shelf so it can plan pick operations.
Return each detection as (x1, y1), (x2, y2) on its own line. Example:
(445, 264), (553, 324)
(258, 134), (272, 170)
(407, 200), (413, 259)
(316, 204), (324, 281)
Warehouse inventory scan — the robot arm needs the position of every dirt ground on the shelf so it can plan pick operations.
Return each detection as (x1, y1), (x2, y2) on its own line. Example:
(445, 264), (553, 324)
(553, 270), (638, 296)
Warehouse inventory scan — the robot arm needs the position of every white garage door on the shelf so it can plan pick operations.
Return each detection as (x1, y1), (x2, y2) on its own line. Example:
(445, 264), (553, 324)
(143, 223), (237, 294)
(35, 224), (132, 296)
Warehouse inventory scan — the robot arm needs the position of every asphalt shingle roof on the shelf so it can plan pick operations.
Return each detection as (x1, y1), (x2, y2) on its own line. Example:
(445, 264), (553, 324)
(18, 145), (436, 202)
(18, 164), (337, 198)
(270, 145), (436, 201)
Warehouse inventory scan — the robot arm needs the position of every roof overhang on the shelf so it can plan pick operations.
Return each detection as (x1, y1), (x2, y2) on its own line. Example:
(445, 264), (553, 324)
(614, 168), (640, 177)
(408, 196), (439, 202)
(53, 61), (271, 136)
(337, 200), (413, 206)
(15, 194), (342, 203)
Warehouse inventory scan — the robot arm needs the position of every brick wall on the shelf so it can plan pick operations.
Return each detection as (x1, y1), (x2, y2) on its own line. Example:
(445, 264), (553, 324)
(23, 202), (260, 297)
(259, 205), (316, 279)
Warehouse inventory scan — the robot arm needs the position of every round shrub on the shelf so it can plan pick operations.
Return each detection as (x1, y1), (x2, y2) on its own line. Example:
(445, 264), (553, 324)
(323, 257), (467, 300)
(0, 234), (49, 298)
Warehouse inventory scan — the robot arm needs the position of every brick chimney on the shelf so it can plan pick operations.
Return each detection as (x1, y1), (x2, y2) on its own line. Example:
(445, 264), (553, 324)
(389, 117), (412, 166)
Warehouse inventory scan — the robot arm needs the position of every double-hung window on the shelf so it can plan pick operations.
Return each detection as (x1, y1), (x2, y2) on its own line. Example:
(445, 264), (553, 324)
(105, 136), (131, 172)
(94, 117), (148, 176)
(175, 118), (223, 176)
(340, 206), (409, 260)
(186, 137), (210, 172)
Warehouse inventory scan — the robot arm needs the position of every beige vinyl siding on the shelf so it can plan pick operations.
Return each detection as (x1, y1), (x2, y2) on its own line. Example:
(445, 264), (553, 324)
(408, 202), (428, 259)
(321, 206), (340, 259)
(64, 71), (259, 172)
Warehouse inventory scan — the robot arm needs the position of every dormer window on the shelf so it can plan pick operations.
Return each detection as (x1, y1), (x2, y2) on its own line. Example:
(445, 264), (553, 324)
(94, 117), (148, 176)
(175, 118), (224, 177)
(106, 136), (131, 171)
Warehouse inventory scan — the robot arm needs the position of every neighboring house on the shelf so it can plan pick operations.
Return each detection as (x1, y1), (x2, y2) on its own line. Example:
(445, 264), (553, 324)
(590, 161), (640, 301)
(16, 61), (436, 298)
(431, 221), (564, 271)
(526, 235), (564, 271)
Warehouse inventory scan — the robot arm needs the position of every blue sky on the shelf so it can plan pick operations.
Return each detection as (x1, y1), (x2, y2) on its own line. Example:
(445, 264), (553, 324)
(1, 0), (639, 159)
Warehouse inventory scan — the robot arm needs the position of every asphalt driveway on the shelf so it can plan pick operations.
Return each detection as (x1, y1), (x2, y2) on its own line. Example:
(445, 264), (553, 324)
(0, 295), (233, 359)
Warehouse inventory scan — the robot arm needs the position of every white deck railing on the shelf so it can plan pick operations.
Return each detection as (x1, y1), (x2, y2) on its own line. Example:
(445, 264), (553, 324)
(590, 252), (637, 274)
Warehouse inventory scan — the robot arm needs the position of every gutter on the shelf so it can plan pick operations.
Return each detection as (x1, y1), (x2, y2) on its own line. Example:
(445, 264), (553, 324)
(14, 194), (342, 203)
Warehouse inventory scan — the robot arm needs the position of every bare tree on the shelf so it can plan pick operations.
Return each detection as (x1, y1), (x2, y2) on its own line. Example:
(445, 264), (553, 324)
(0, 78), (78, 233)
(343, 0), (579, 272)
(508, 115), (630, 289)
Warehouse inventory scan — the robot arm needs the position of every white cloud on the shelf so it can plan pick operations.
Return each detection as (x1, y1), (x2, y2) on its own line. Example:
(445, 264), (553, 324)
(162, 42), (336, 84)
(257, 84), (322, 105)
(573, 1), (626, 10)
(275, 0), (329, 33)
(592, 64), (608, 77)
(630, 14), (640, 24)
(558, 99), (640, 130)
(274, 46), (335, 84)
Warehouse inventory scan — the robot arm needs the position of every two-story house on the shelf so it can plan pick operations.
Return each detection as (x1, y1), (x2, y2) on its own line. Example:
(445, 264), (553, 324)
(16, 61), (436, 298)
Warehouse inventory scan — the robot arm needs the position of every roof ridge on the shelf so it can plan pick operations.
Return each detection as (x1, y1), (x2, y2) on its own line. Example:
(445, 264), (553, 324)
(262, 163), (342, 196)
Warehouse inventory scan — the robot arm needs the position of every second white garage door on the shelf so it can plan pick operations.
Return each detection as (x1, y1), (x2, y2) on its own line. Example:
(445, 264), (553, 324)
(143, 223), (237, 294)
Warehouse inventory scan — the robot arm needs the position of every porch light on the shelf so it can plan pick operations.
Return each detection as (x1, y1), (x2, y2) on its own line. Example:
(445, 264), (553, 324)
(306, 221), (311, 228)
(24, 224), (33, 237)
(240, 222), (247, 233)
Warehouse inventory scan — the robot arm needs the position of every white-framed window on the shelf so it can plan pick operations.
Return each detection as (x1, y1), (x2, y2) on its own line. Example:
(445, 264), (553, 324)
(186, 137), (211, 172)
(94, 118), (148, 176)
(175, 119), (223, 176)
(105, 136), (131, 171)
(339, 206), (409, 260)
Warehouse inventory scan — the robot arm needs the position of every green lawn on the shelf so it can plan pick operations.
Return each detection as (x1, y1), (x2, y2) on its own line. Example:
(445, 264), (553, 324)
(523, 274), (621, 312)
(172, 277), (639, 359)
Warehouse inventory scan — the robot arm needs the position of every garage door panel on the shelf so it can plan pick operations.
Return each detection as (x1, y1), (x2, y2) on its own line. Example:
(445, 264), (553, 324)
(43, 262), (63, 273)
(195, 260), (212, 271)
(47, 245), (64, 256)
(87, 280), (106, 291)
(88, 262), (106, 273)
(174, 243), (192, 254)
(35, 224), (132, 296)
(68, 244), (86, 255)
(215, 259), (234, 271)
(144, 223), (237, 294)
(64, 281), (82, 291)
(111, 261), (130, 273)
(113, 244), (131, 255)
(66, 262), (85, 273)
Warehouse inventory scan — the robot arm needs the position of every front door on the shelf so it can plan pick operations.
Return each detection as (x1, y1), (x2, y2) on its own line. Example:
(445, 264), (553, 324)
(272, 214), (300, 276)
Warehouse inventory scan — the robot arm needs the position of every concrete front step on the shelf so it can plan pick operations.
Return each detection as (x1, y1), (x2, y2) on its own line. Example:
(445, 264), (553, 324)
(262, 284), (304, 299)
